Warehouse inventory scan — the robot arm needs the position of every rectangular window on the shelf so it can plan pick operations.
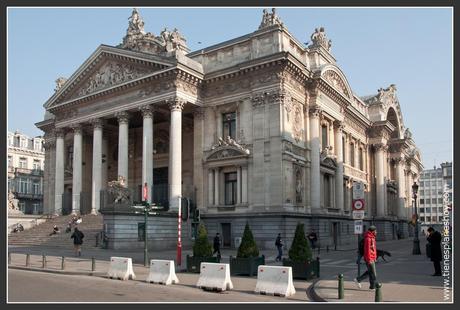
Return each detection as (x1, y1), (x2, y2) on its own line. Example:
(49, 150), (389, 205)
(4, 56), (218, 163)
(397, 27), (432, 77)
(19, 157), (27, 169)
(431, 198), (437, 204)
(33, 182), (40, 195)
(321, 125), (328, 148)
(224, 172), (237, 205)
(420, 199), (424, 204)
(349, 143), (355, 167)
(33, 160), (40, 170)
(20, 138), (28, 148)
(359, 148), (364, 170)
(8, 156), (12, 167)
(419, 190), (424, 196)
(34, 140), (42, 151)
(425, 207), (431, 213)
(19, 178), (27, 193)
(222, 112), (236, 140)
(420, 207), (425, 213)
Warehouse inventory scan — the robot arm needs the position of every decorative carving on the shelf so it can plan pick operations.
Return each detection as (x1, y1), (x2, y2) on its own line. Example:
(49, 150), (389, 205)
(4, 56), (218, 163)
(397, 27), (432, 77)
(107, 175), (131, 203)
(55, 77), (68, 92)
(8, 190), (22, 215)
(322, 70), (350, 98)
(76, 61), (149, 97)
(160, 27), (189, 53)
(404, 128), (412, 140)
(167, 97), (186, 111)
(309, 27), (332, 51)
(70, 123), (82, 135)
(55, 129), (65, 139)
(295, 166), (303, 203)
(139, 104), (154, 118)
(320, 145), (334, 160)
(293, 104), (303, 142)
(373, 143), (388, 152)
(259, 8), (284, 29)
(309, 106), (322, 118)
(334, 120), (344, 132)
(90, 118), (104, 129)
(211, 136), (250, 155)
(115, 111), (130, 124)
(251, 92), (270, 107)
(208, 148), (245, 160)
(364, 84), (398, 108)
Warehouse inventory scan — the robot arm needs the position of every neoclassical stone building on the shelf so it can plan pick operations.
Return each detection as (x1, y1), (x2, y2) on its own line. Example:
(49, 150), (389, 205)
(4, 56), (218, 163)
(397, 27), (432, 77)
(36, 8), (423, 249)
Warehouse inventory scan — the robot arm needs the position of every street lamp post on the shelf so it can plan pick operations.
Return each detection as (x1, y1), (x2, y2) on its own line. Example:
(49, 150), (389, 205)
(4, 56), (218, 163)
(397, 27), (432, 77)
(412, 182), (421, 255)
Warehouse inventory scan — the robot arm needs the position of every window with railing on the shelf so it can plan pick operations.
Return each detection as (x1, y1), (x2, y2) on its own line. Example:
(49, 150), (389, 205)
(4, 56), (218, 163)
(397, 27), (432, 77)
(33, 160), (41, 170)
(33, 182), (40, 195)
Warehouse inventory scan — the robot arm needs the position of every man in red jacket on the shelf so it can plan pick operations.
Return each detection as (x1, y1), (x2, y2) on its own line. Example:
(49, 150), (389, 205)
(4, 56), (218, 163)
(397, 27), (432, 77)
(354, 225), (379, 290)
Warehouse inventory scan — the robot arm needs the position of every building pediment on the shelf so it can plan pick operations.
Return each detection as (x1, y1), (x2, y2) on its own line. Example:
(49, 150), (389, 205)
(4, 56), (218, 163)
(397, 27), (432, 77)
(315, 64), (353, 101)
(44, 45), (175, 109)
(206, 137), (251, 161)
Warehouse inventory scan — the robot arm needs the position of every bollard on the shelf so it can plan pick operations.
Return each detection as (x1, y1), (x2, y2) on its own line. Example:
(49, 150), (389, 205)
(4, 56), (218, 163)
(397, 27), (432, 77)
(61, 256), (66, 270)
(8, 252), (11, 265)
(375, 283), (382, 302)
(42, 254), (46, 269)
(338, 274), (344, 299)
(91, 257), (96, 272)
(25, 254), (30, 267)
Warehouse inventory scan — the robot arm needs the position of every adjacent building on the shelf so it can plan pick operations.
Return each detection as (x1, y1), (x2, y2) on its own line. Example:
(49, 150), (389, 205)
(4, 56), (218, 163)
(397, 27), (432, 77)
(36, 8), (423, 249)
(419, 162), (452, 226)
(7, 131), (45, 214)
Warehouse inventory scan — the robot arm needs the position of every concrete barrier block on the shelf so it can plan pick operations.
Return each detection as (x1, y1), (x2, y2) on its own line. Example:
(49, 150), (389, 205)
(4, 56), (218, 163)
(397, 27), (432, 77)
(196, 262), (233, 291)
(254, 265), (296, 297)
(107, 257), (136, 281)
(146, 259), (179, 285)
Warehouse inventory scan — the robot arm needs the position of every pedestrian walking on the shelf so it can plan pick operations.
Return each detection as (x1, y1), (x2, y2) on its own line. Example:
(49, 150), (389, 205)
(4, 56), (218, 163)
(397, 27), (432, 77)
(354, 225), (379, 290)
(71, 227), (85, 256)
(275, 233), (283, 262)
(427, 227), (442, 276)
(213, 232), (221, 259)
(307, 229), (318, 249)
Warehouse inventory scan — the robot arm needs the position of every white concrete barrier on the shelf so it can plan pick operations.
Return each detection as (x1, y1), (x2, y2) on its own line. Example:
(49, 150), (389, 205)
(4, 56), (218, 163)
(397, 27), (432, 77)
(254, 265), (296, 297)
(146, 259), (179, 285)
(196, 262), (233, 291)
(107, 257), (136, 280)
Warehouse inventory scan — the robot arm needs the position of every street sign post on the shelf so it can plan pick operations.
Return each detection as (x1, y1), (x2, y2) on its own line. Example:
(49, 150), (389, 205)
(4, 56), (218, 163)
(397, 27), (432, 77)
(352, 210), (365, 220)
(352, 182), (364, 200)
(354, 220), (363, 234)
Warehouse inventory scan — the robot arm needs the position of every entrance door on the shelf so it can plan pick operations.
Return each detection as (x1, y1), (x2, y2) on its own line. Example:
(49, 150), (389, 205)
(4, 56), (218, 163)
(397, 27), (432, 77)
(221, 223), (231, 248)
(152, 167), (168, 209)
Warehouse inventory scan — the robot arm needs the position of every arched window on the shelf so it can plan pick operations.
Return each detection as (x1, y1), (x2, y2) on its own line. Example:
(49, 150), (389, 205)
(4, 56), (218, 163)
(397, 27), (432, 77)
(349, 142), (355, 167)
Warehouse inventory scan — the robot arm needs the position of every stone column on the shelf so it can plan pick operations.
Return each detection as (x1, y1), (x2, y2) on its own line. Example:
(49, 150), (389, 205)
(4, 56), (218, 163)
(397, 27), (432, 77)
(71, 124), (83, 215)
(168, 98), (185, 211)
(54, 130), (65, 216)
(328, 121), (334, 149)
(395, 157), (406, 219)
(91, 119), (103, 214)
(374, 143), (386, 217)
(116, 111), (130, 186)
(208, 169), (214, 205)
(309, 107), (321, 210)
(334, 121), (344, 211)
(242, 166), (248, 204)
(140, 105), (154, 202)
(214, 168), (220, 206)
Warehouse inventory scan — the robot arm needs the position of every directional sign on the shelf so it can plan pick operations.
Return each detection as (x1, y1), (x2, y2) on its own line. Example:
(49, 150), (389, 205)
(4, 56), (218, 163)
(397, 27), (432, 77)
(352, 199), (365, 211)
(352, 210), (365, 220)
(354, 220), (363, 234)
(352, 182), (364, 200)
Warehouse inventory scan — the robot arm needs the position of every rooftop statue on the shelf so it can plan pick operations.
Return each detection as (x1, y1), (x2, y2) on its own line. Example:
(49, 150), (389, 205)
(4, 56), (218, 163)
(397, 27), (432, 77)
(54, 77), (68, 92)
(259, 8), (284, 29)
(309, 27), (332, 52)
(127, 8), (145, 35)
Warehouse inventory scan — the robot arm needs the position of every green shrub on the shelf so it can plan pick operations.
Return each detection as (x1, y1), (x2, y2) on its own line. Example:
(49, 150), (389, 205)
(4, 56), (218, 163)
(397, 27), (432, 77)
(192, 223), (213, 257)
(288, 223), (312, 262)
(237, 222), (260, 258)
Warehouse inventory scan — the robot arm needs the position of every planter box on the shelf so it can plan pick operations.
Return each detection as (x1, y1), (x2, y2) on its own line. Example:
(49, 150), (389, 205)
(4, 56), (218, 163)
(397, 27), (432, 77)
(229, 255), (265, 276)
(282, 257), (320, 280)
(186, 255), (220, 273)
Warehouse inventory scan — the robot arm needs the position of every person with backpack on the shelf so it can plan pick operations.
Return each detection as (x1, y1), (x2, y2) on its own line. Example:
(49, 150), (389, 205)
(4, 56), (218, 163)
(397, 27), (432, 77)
(71, 227), (85, 256)
(275, 233), (283, 262)
(354, 225), (379, 290)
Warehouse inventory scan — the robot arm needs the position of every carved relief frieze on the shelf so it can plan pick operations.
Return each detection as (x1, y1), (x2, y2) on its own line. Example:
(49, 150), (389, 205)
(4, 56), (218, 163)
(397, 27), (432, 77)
(344, 117), (367, 136)
(292, 103), (303, 143)
(322, 70), (350, 99)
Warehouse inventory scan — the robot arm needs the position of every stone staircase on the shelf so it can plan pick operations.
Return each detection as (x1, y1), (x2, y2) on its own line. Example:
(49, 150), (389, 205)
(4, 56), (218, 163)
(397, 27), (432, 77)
(8, 214), (103, 248)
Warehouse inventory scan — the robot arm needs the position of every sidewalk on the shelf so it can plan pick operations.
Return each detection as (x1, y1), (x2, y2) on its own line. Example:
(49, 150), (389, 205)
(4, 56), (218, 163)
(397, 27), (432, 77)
(311, 239), (452, 303)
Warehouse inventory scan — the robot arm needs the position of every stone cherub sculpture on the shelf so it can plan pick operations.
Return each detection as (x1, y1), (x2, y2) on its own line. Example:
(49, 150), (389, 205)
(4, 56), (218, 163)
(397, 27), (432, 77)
(107, 175), (131, 204)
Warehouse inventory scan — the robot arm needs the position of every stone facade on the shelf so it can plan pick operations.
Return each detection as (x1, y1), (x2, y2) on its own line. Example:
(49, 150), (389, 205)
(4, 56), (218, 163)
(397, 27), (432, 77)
(36, 8), (423, 249)
(7, 131), (45, 214)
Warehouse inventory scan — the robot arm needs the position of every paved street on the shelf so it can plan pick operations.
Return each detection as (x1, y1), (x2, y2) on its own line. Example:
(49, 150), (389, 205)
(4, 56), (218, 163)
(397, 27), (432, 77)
(8, 237), (451, 302)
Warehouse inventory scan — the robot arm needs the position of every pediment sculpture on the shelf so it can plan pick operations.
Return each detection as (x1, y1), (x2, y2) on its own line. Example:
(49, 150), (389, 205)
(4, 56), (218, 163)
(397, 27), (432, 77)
(207, 136), (250, 160)
(75, 61), (149, 97)
(322, 70), (350, 98)
(8, 190), (22, 215)
(55, 77), (68, 92)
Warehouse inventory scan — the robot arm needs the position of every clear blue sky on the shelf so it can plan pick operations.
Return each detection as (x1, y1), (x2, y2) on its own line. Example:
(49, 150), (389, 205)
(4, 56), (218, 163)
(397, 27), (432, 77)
(7, 7), (452, 168)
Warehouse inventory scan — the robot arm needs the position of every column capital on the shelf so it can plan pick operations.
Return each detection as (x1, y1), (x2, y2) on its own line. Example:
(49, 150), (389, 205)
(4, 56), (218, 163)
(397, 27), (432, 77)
(309, 106), (322, 118)
(89, 118), (105, 130)
(55, 128), (65, 139)
(167, 97), (186, 111)
(70, 123), (82, 135)
(333, 120), (344, 131)
(139, 104), (155, 118)
(393, 156), (404, 164)
(115, 111), (130, 124)
(373, 143), (388, 152)
(43, 138), (56, 148)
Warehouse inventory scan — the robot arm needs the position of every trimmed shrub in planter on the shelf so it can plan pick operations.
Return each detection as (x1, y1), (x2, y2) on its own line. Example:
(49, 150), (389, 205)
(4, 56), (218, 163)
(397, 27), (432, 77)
(186, 223), (220, 273)
(230, 222), (265, 276)
(282, 222), (320, 280)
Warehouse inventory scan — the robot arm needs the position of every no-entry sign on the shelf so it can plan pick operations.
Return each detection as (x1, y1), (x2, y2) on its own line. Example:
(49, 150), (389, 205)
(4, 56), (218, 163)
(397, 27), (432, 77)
(352, 199), (365, 211)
